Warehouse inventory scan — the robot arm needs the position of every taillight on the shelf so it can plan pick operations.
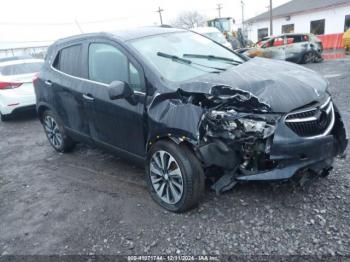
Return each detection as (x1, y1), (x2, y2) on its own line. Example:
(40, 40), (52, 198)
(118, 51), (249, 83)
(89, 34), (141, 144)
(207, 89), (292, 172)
(0, 82), (23, 90)
(32, 73), (39, 83)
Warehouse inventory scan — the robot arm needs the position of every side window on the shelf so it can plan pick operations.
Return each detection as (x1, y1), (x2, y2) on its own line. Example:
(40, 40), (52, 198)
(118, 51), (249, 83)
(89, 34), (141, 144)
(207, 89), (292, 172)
(286, 35), (305, 44)
(88, 43), (143, 92)
(53, 45), (82, 77)
(272, 37), (285, 47)
(129, 63), (142, 91)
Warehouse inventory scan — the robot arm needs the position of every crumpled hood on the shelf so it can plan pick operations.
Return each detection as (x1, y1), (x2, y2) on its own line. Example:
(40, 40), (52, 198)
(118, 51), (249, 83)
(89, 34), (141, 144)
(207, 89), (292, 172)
(179, 57), (328, 113)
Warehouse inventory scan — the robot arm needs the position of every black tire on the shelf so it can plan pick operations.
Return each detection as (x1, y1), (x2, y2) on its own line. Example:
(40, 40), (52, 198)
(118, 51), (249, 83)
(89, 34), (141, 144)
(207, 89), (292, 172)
(146, 140), (205, 213)
(0, 113), (11, 122)
(301, 52), (315, 64)
(41, 110), (76, 153)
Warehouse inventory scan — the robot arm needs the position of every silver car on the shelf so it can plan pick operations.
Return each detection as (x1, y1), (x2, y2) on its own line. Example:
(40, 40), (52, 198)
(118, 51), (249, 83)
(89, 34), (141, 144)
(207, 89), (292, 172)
(244, 33), (323, 64)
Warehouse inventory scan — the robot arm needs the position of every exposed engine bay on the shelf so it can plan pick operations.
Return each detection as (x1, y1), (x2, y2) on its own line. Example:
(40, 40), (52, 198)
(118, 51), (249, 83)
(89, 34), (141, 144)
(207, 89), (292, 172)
(147, 83), (348, 195)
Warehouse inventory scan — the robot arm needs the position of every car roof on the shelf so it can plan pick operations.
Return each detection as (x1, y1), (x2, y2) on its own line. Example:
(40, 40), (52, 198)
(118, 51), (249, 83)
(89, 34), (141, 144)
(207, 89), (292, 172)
(0, 59), (44, 67)
(53, 27), (187, 46)
(192, 27), (221, 34)
(266, 33), (313, 39)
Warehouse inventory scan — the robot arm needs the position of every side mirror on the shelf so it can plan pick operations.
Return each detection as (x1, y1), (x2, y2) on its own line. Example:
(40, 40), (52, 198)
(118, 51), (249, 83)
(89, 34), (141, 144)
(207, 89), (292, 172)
(108, 81), (133, 100)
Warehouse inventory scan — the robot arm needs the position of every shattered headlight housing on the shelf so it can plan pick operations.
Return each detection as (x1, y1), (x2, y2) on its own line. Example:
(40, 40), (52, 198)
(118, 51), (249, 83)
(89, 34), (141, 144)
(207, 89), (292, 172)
(238, 118), (277, 139)
(206, 109), (281, 139)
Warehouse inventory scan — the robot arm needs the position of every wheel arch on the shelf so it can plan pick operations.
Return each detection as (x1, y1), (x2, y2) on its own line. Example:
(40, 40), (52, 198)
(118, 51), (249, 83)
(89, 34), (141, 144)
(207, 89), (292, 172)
(146, 131), (198, 155)
(37, 102), (58, 123)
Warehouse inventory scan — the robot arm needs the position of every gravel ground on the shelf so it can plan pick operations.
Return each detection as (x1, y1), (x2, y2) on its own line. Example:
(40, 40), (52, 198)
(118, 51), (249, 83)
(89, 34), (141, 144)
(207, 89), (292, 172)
(0, 58), (349, 256)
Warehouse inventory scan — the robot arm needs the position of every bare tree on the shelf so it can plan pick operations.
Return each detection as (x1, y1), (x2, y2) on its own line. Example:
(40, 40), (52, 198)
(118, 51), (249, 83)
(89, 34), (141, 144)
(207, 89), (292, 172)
(171, 11), (207, 29)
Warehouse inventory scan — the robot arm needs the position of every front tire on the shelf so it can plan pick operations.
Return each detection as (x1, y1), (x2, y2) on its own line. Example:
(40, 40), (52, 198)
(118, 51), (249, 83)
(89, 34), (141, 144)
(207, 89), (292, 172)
(0, 113), (11, 122)
(41, 110), (75, 153)
(146, 140), (205, 213)
(301, 52), (315, 64)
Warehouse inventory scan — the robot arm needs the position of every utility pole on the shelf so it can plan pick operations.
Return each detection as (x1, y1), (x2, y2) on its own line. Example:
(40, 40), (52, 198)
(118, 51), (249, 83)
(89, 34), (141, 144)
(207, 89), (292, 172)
(241, 0), (245, 36)
(217, 3), (223, 18)
(74, 19), (84, 33)
(156, 6), (164, 25)
(269, 0), (273, 35)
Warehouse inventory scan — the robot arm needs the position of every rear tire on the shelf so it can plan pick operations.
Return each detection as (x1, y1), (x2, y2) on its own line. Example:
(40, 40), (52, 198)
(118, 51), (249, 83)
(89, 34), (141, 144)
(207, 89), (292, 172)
(146, 140), (205, 213)
(41, 110), (76, 153)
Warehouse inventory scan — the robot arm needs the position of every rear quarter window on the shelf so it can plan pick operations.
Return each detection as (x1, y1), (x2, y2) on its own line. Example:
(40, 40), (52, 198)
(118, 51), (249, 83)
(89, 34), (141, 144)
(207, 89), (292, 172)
(53, 44), (83, 77)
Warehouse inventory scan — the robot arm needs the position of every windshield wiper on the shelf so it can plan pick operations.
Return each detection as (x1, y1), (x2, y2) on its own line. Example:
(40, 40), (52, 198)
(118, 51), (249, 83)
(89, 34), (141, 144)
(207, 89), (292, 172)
(157, 52), (226, 72)
(183, 54), (243, 64)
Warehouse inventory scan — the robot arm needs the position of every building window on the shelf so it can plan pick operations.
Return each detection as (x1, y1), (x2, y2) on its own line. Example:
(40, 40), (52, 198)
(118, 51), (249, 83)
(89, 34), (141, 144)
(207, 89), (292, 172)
(258, 28), (269, 41)
(345, 15), (350, 32)
(282, 24), (294, 34)
(310, 19), (325, 35)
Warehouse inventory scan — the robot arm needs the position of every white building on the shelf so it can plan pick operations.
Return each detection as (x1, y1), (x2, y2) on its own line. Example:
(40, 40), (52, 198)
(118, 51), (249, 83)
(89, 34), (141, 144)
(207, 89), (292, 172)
(245, 0), (350, 43)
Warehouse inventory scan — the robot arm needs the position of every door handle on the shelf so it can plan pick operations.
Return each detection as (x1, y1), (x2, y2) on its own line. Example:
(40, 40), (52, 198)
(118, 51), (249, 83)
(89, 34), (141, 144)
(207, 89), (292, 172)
(83, 93), (94, 101)
(45, 80), (52, 86)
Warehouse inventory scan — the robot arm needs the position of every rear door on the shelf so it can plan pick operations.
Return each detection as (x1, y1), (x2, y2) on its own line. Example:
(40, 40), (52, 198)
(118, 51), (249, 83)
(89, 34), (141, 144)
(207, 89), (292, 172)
(82, 40), (146, 157)
(46, 43), (90, 138)
(264, 36), (286, 60)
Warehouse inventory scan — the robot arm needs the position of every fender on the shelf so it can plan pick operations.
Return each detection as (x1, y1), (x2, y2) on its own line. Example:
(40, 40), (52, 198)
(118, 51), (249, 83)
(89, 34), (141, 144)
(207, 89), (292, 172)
(146, 130), (198, 152)
(36, 101), (60, 122)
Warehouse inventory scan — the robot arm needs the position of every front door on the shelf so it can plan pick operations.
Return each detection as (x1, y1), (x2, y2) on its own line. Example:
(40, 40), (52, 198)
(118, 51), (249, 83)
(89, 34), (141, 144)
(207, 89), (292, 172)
(82, 41), (146, 157)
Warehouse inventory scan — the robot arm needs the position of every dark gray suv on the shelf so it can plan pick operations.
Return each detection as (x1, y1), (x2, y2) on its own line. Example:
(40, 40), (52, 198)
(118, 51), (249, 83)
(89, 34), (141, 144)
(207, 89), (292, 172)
(34, 27), (348, 212)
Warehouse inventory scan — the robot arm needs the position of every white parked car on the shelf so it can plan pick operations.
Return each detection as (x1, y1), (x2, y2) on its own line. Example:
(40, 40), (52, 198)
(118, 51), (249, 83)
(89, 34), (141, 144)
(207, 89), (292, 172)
(192, 27), (232, 49)
(0, 58), (43, 121)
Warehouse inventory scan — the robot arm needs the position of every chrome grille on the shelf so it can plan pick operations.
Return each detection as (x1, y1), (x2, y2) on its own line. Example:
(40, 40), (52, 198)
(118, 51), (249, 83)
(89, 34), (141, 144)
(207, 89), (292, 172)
(284, 98), (335, 138)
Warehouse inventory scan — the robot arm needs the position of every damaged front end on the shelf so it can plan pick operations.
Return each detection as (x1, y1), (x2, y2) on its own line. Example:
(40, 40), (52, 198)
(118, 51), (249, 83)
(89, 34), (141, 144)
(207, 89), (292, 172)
(147, 84), (348, 194)
(196, 86), (281, 193)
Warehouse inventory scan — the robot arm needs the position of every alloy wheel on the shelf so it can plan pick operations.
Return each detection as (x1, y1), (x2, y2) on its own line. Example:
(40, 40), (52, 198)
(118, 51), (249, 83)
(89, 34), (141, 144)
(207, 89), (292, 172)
(305, 53), (314, 63)
(150, 150), (184, 205)
(43, 115), (62, 149)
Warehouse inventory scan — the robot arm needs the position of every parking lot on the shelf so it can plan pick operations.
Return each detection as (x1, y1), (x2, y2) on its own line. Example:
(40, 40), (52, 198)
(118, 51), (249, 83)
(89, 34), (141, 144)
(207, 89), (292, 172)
(0, 58), (350, 256)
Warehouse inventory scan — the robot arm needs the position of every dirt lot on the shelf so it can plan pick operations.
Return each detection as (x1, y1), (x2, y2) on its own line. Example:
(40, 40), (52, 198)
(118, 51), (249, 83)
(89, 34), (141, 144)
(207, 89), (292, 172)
(0, 58), (350, 256)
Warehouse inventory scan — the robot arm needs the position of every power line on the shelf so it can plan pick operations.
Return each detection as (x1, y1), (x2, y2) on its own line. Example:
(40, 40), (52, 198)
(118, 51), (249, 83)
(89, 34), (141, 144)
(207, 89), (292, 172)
(0, 40), (54, 43)
(0, 17), (131, 27)
(216, 3), (223, 18)
(156, 6), (164, 25)
(74, 20), (84, 33)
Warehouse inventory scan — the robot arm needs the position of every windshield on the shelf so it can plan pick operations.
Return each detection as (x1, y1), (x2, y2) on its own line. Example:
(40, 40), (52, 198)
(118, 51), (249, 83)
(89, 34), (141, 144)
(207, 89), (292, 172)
(204, 32), (228, 44)
(130, 31), (243, 82)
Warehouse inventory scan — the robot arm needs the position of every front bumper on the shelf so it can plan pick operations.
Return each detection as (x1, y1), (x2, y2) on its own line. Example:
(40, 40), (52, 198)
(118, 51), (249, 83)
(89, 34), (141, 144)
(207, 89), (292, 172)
(236, 134), (335, 181)
(235, 106), (348, 181)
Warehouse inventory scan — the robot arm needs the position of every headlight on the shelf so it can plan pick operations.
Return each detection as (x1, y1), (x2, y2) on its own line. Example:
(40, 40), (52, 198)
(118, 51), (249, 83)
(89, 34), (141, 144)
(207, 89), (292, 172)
(237, 118), (277, 139)
(205, 110), (281, 140)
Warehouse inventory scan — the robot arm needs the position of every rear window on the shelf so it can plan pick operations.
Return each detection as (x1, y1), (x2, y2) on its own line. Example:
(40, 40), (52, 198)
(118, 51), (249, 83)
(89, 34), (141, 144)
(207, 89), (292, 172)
(53, 44), (82, 77)
(0, 62), (43, 76)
